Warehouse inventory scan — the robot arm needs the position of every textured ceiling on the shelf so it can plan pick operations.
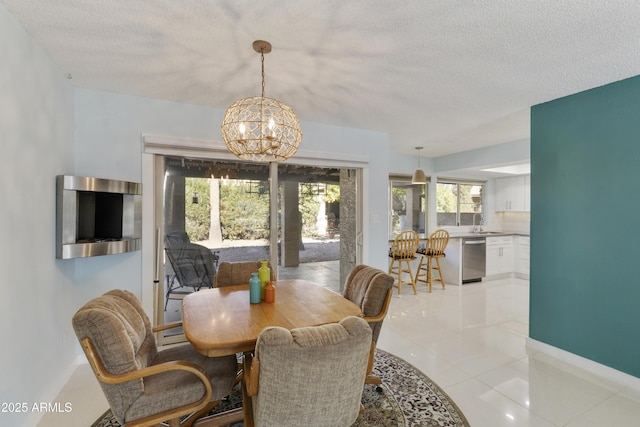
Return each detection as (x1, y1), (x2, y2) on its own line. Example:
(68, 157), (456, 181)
(3, 0), (640, 157)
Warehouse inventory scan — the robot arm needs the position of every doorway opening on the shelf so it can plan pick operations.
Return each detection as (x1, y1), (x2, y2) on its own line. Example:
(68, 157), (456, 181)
(156, 156), (360, 339)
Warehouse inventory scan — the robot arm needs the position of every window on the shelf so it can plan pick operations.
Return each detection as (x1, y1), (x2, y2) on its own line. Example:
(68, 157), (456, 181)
(389, 177), (427, 236)
(436, 180), (484, 227)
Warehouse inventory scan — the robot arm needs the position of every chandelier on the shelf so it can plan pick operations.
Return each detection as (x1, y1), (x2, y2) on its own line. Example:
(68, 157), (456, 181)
(221, 40), (302, 162)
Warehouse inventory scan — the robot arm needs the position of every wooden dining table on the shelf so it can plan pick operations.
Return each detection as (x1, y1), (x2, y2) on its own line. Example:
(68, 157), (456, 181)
(182, 279), (362, 357)
(183, 279), (362, 427)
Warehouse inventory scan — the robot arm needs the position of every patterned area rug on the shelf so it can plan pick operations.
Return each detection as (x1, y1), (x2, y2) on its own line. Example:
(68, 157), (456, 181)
(92, 349), (469, 427)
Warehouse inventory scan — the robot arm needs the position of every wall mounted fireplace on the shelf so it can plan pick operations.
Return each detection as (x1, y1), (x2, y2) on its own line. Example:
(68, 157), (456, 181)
(56, 175), (142, 259)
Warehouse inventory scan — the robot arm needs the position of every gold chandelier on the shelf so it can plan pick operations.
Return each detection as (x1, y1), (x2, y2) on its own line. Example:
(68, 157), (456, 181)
(221, 40), (302, 162)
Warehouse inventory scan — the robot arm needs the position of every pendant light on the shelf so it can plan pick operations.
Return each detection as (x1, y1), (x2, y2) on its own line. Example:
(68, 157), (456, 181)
(411, 146), (427, 184)
(221, 40), (302, 162)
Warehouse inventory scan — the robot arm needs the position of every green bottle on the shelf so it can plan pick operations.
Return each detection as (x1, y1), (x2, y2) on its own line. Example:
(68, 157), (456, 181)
(259, 260), (270, 300)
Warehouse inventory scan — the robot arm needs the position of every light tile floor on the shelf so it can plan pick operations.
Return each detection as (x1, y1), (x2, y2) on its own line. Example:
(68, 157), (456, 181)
(378, 277), (640, 426)
(278, 260), (342, 293)
(40, 265), (640, 426)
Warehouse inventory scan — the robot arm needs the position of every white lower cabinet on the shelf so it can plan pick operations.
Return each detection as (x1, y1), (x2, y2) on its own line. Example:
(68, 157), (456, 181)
(515, 236), (530, 277)
(486, 236), (514, 276)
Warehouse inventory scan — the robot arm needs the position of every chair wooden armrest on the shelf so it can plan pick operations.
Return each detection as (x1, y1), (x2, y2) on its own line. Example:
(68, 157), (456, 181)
(152, 321), (183, 332)
(241, 353), (259, 427)
(243, 352), (260, 397)
(80, 337), (212, 427)
(362, 289), (391, 387)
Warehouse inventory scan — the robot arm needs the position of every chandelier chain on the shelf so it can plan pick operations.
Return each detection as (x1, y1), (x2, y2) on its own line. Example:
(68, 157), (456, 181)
(261, 50), (265, 98)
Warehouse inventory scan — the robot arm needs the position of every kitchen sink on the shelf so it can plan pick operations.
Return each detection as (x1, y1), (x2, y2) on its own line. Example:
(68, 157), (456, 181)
(472, 231), (502, 235)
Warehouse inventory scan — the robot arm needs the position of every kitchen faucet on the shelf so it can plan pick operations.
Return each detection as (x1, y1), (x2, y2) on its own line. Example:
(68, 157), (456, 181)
(472, 213), (484, 233)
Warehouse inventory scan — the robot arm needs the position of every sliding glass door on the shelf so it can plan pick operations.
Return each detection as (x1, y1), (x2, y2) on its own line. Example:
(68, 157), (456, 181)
(158, 157), (270, 340)
(276, 165), (359, 293)
(155, 155), (360, 343)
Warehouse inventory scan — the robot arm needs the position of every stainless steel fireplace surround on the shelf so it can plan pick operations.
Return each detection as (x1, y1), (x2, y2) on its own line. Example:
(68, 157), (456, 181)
(56, 175), (142, 259)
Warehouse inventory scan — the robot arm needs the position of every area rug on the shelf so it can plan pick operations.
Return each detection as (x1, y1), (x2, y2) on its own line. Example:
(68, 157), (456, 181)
(92, 349), (469, 427)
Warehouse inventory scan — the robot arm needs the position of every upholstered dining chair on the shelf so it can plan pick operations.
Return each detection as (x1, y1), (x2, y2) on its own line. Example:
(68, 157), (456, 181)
(213, 260), (275, 287)
(72, 289), (238, 427)
(388, 229), (420, 294)
(242, 316), (372, 427)
(416, 229), (450, 292)
(343, 264), (394, 387)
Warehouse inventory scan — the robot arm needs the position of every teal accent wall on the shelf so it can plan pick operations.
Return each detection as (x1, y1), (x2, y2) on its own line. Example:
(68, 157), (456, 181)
(530, 75), (640, 378)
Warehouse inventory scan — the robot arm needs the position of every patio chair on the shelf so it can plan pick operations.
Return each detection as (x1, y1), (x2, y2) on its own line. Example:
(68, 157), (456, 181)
(164, 232), (219, 310)
(165, 230), (190, 247)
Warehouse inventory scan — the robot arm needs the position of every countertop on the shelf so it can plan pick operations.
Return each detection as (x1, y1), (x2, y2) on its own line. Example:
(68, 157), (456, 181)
(448, 231), (530, 239)
(389, 231), (530, 242)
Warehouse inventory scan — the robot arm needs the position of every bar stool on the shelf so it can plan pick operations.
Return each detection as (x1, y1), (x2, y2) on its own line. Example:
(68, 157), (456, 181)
(416, 229), (450, 292)
(388, 230), (420, 295)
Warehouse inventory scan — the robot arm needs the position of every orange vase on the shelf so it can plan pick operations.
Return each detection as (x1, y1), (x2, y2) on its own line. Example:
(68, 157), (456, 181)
(264, 281), (275, 303)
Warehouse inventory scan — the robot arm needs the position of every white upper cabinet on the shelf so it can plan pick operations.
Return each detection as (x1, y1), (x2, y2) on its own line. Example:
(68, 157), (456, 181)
(495, 175), (530, 212)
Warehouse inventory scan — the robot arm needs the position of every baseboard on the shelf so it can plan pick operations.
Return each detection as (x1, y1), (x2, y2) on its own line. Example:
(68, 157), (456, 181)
(526, 337), (640, 391)
(482, 272), (511, 281)
(24, 354), (87, 427)
(483, 272), (529, 281)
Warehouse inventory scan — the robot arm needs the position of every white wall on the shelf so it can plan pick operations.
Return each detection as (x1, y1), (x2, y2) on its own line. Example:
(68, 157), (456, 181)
(433, 138), (530, 173)
(388, 150), (436, 176)
(0, 5), (75, 426)
(73, 90), (229, 310)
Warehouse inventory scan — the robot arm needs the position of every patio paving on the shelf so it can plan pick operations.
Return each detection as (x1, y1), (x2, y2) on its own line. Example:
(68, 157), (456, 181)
(219, 240), (337, 263)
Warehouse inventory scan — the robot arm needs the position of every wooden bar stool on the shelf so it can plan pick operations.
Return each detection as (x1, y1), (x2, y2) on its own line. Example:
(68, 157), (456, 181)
(416, 229), (450, 292)
(388, 230), (419, 295)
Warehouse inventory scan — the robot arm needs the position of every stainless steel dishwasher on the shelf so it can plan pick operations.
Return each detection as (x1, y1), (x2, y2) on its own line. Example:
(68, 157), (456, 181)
(462, 237), (486, 283)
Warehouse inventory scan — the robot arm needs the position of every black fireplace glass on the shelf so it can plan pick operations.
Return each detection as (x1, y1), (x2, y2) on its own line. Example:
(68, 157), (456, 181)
(77, 191), (123, 242)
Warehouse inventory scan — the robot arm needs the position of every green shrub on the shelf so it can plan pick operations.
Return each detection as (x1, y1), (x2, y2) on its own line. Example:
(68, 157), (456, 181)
(185, 178), (211, 241)
(184, 179), (340, 242)
(220, 181), (270, 240)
